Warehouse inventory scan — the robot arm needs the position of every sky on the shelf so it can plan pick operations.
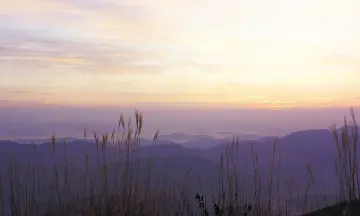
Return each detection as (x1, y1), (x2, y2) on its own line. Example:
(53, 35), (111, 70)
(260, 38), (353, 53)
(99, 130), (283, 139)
(1, 0), (360, 138)
(1, 0), (360, 108)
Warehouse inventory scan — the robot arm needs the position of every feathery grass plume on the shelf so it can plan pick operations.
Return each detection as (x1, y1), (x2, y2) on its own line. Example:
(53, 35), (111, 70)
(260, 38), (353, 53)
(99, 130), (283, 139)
(331, 109), (359, 203)
(331, 123), (345, 200)
(153, 130), (159, 144)
(111, 130), (115, 144)
(267, 138), (278, 214)
(84, 128), (87, 140)
(101, 133), (108, 150)
(62, 140), (70, 207)
(276, 145), (282, 212)
(3, 108), (360, 215)
(349, 108), (359, 199)
(49, 134), (62, 210)
(119, 113), (125, 130)
(251, 143), (262, 215)
(135, 109), (140, 134)
(303, 163), (317, 211)
(51, 133), (56, 155)
(31, 142), (36, 152)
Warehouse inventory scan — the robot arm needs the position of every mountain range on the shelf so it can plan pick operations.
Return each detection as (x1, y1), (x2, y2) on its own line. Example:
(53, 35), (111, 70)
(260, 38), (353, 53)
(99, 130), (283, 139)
(0, 127), (359, 214)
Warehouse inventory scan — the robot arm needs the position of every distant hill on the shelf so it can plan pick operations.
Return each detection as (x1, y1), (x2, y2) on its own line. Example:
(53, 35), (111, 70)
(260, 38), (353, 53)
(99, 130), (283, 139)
(1, 128), (357, 192)
(1, 127), (359, 214)
(158, 132), (214, 142)
(13, 137), (83, 144)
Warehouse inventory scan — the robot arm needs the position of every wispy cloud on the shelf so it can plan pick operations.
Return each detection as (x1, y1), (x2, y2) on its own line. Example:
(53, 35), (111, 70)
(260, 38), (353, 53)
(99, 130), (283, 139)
(1, 0), (360, 108)
(0, 26), (165, 73)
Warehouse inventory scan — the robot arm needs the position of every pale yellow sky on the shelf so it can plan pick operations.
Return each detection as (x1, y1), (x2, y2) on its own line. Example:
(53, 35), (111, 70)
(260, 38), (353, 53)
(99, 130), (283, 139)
(1, 0), (360, 109)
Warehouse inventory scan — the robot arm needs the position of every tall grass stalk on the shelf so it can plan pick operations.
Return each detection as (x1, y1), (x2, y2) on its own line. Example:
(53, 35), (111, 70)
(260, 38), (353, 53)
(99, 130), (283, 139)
(0, 109), (359, 215)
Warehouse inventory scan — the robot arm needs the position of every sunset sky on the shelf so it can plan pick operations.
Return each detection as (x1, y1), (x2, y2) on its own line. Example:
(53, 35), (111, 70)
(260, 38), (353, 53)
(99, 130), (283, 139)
(1, 0), (360, 109)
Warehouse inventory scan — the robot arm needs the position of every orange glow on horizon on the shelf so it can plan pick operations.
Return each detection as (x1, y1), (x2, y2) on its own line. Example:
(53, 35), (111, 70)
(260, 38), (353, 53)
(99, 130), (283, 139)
(1, 0), (360, 109)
